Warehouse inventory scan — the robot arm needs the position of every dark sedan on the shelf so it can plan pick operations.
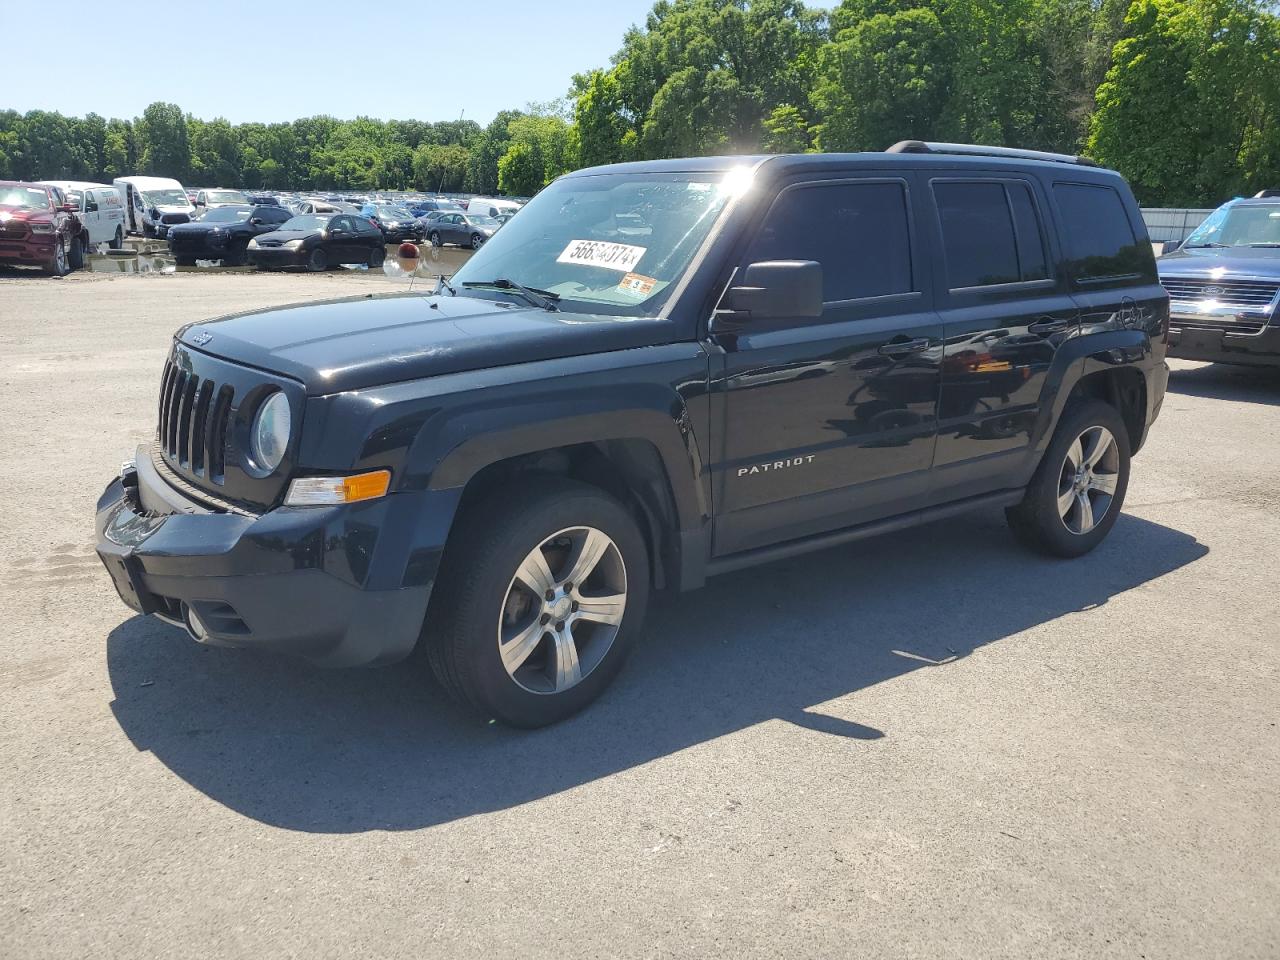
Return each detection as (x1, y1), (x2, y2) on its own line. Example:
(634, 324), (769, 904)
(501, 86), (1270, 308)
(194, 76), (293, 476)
(361, 204), (425, 243)
(248, 213), (387, 272)
(167, 204), (294, 265)
(425, 212), (499, 250)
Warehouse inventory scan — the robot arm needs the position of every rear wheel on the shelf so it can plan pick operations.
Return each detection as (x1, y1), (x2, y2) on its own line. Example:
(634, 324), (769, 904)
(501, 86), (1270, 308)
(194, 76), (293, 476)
(305, 247), (328, 272)
(367, 245), (385, 267)
(175, 256), (197, 267)
(142, 223), (155, 240)
(424, 478), (650, 727)
(222, 242), (249, 267)
(1006, 400), (1130, 558)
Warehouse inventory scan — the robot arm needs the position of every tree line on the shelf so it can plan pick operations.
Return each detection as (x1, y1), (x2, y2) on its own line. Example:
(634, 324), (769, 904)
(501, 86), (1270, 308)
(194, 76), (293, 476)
(2, 0), (1277, 206)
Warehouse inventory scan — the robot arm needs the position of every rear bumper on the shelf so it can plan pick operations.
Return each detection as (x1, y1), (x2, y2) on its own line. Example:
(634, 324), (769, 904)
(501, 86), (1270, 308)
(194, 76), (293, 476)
(1167, 322), (1280, 367)
(94, 445), (443, 667)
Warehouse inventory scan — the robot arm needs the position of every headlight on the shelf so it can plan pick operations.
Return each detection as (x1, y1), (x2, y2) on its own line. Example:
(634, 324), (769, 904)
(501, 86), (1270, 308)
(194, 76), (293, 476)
(247, 237), (260, 249)
(249, 392), (290, 473)
(30, 222), (54, 234)
(283, 239), (305, 250)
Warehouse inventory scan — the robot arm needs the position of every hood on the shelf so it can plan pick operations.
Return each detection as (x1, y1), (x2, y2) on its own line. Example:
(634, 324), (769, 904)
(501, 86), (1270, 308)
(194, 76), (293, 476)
(0, 206), (53, 222)
(177, 292), (677, 395)
(253, 229), (321, 243)
(170, 220), (236, 234)
(1158, 246), (1280, 281)
(152, 203), (192, 214)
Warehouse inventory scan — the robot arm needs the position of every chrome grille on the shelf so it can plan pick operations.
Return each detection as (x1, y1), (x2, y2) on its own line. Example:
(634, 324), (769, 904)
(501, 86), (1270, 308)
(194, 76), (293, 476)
(1160, 277), (1280, 309)
(157, 357), (234, 483)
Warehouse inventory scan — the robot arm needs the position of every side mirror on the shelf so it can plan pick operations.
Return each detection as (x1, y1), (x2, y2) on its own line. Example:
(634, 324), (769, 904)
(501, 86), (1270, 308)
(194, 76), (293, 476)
(250, 217), (264, 225)
(718, 260), (824, 325)
(61, 203), (77, 214)
(85, 201), (99, 212)
(195, 199), (205, 207)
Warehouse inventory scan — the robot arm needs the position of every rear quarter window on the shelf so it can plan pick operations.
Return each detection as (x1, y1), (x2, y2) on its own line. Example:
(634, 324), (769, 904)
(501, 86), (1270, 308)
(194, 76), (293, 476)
(1053, 182), (1154, 283)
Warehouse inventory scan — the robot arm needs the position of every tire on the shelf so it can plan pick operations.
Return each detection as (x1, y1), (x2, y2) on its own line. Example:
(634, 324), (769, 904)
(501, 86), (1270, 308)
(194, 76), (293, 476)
(142, 223), (155, 240)
(43, 238), (68, 276)
(1006, 399), (1131, 558)
(470, 233), (485, 250)
(367, 245), (385, 267)
(175, 256), (197, 267)
(424, 477), (651, 727)
(110, 226), (123, 250)
(222, 243), (249, 267)
(68, 235), (85, 270)
(305, 247), (328, 272)
(429, 231), (442, 248)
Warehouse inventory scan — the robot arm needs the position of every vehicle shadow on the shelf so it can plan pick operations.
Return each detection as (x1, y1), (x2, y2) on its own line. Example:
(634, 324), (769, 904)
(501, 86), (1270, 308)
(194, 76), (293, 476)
(1167, 362), (1280, 405)
(107, 510), (1207, 833)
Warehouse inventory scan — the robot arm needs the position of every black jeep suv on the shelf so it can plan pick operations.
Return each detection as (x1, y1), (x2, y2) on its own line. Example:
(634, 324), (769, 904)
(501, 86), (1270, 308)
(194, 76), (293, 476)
(1157, 192), (1280, 366)
(95, 143), (1169, 727)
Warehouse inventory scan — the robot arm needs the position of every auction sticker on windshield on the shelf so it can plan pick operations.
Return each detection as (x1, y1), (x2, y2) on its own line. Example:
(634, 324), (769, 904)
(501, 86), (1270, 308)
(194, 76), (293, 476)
(557, 240), (647, 273)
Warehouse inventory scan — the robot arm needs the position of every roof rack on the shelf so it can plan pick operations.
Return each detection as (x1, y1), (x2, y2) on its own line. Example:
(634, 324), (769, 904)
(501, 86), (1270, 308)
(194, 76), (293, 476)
(885, 140), (1100, 168)
(1254, 189), (1280, 198)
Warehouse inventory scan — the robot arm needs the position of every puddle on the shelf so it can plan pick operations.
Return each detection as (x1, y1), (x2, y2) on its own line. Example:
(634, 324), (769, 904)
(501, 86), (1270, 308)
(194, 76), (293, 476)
(81, 242), (473, 280)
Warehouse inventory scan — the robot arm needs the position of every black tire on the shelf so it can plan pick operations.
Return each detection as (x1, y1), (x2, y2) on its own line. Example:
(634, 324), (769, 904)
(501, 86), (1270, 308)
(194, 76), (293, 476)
(68, 235), (85, 270)
(1006, 399), (1131, 558)
(424, 477), (651, 727)
(43, 238), (68, 276)
(175, 256), (197, 267)
(429, 230), (442, 248)
(142, 223), (155, 240)
(367, 245), (385, 267)
(110, 226), (123, 250)
(222, 243), (249, 267)
(305, 247), (328, 272)
(470, 233), (485, 250)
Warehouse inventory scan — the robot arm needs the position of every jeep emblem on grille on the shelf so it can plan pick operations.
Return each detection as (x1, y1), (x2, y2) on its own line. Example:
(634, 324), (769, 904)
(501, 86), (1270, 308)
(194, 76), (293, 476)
(192, 331), (213, 346)
(1202, 285), (1226, 296)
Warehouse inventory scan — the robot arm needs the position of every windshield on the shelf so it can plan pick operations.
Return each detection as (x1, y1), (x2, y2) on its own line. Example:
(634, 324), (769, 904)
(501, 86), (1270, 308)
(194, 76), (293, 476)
(375, 205), (412, 220)
(0, 185), (52, 210)
(207, 190), (248, 204)
(468, 215), (501, 227)
(143, 188), (189, 208)
(1185, 202), (1280, 247)
(280, 215), (330, 232)
(450, 171), (743, 316)
(64, 189), (84, 208)
(198, 206), (252, 222)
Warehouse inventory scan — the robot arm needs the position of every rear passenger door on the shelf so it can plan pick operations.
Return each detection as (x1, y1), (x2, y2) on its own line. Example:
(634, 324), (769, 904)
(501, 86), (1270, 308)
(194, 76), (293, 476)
(711, 174), (944, 556)
(928, 175), (1079, 502)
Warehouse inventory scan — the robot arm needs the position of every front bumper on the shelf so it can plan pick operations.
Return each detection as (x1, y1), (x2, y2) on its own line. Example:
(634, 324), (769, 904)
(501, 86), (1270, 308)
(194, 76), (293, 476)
(1167, 319), (1280, 367)
(248, 247), (306, 268)
(0, 235), (56, 265)
(94, 445), (440, 667)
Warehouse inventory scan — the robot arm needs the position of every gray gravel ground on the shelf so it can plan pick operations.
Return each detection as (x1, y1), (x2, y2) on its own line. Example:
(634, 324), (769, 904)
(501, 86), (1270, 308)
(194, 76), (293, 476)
(1, 270), (1277, 959)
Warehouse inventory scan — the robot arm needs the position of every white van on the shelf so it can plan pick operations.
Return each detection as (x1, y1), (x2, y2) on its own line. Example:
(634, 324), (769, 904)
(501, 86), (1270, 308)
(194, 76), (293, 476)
(39, 181), (126, 249)
(113, 175), (195, 239)
(464, 196), (522, 218)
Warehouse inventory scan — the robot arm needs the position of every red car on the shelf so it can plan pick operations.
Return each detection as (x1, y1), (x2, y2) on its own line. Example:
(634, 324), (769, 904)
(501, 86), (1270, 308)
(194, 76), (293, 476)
(0, 181), (85, 275)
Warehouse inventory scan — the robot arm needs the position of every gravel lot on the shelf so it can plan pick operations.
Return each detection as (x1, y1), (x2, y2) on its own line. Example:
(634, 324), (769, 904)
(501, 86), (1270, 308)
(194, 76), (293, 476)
(1, 270), (1277, 959)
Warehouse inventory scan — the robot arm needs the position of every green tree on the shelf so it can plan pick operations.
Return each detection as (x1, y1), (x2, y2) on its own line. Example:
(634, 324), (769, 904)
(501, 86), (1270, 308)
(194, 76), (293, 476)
(136, 102), (190, 179)
(498, 142), (543, 196)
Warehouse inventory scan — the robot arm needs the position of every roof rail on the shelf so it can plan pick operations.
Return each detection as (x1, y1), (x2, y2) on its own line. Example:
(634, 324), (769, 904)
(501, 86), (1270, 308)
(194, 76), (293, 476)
(1254, 189), (1280, 198)
(885, 140), (1100, 168)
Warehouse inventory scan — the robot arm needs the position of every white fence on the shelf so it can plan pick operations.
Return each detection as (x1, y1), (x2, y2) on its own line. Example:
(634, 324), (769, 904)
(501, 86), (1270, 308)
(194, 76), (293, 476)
(1141, 208), (1215, 243)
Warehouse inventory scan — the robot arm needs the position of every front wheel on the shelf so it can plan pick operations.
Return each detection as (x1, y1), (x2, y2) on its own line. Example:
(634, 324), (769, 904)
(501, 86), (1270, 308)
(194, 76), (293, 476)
(470, 233), (485, 250)
(305, 247), (328, 272)
(1006, 399), (1131, 558)
(424, 478), (650, 727)
(43, 238), (68, 276)
(429, 231), (442, 248)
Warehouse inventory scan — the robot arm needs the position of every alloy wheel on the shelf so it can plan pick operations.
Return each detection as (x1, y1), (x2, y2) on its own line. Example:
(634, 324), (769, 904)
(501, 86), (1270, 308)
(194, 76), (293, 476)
(1058, 425), (1120, 535)
(498, 526), (627, 695)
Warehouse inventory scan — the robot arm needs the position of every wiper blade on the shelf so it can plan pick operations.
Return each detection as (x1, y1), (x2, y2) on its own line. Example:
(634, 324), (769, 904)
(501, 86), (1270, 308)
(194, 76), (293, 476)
(1247, 242), (1280, 248)
(461, 278), (560, 311)
(1183, 242), (1228, 248)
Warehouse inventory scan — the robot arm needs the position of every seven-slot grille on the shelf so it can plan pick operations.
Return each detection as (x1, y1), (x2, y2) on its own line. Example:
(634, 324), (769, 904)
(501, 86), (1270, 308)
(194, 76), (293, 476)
(1160, 277), (1280, 310)
(157, 357), (234, 483)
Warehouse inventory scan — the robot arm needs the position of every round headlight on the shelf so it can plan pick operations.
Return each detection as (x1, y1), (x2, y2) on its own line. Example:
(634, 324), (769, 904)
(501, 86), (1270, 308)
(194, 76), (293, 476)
(250, 392), (291, 473)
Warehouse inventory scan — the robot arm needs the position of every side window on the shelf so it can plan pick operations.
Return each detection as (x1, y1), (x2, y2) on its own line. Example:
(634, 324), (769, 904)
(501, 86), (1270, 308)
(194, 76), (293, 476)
(745, 180), (914, 302)
(933, 181), (1020, 287)
(331, 216), (351, 232)
(1052, 182), (1149, 282)
(84, 190), (95, 210)
(267, 207), (290, 223)
(1007, 183), (1049, 281)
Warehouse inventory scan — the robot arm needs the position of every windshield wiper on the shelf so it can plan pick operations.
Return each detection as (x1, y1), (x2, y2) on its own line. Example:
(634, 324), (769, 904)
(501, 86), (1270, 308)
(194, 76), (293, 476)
(1247, 242), (1280, 248)
(435, 274), (457, 296)
(461, 278), (560, 312)
(1183, 242), (1229, 248)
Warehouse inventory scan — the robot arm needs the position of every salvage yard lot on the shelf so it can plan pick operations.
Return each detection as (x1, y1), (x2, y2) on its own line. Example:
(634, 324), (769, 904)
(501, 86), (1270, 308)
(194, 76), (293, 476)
(1, 271), (1278, 958)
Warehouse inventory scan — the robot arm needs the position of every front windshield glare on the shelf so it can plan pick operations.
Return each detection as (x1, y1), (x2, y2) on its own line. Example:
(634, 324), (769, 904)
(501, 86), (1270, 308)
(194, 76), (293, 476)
(281, 215), (329, 231)
(143, 189), (189, 207)
(0, 186), (52, 210)
(207, 190), (248, 204)
(450, 171), (744, 316)
(200, 207), (251, 222)
(1185, 202), (1280, 247)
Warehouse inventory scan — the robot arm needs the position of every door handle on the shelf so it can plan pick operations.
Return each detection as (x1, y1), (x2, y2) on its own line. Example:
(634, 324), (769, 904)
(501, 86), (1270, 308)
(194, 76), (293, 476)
(878, 338), (931, 357)
(1029, 318), (1069, 336)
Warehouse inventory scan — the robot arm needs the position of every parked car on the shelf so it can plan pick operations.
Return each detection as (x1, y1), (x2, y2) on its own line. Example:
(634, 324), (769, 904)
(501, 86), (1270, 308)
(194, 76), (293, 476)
(246, 194), (280, 206)
(166, 204), (295, 266)
(94, 142), (1168, 727)
(425, 211), (499, 249)
(409, 198), (464, 217)
(0, 181), (85, 275)
(1157, 191), (1280, 366)
(361, 203), (425, 243)
(247, 213), (386, 271)
(292, 198), (356, 215)
(114, 176), (195, 239)
(194, 188), (250, 210)
(39, 180), (127, 250)
(465, 196), (522, 218)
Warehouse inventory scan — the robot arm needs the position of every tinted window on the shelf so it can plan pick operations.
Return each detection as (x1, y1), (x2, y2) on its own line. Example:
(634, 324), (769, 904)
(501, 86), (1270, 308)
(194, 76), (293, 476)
(746, 181), (913, 302)
(1008, 182), (1049, 281)
(1053, 183), (1147, 281)
(934, 181), (1020, 287)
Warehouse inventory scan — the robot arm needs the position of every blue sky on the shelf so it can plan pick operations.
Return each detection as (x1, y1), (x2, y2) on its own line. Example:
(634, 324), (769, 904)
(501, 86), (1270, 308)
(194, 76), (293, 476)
(5, 0), (657, 124)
